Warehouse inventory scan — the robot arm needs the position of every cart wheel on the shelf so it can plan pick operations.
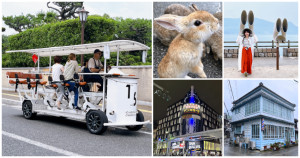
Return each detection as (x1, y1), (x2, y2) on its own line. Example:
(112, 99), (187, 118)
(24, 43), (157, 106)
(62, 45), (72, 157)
(126, 110), (144, 131)
(22, 100), (37, 119)
(86, 110), (108, 134)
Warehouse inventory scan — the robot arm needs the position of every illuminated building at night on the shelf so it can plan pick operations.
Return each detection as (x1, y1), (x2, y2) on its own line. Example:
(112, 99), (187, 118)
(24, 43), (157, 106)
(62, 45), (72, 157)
(155, 86), (222, 156)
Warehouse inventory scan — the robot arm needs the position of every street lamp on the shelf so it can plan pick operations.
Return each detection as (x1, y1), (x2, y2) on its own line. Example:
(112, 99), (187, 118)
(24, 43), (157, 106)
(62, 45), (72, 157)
(77, 6), (89, 66)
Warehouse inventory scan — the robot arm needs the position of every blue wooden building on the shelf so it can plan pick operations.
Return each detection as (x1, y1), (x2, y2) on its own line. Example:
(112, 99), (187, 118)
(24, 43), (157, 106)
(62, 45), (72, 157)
(230, 82), (296, 150)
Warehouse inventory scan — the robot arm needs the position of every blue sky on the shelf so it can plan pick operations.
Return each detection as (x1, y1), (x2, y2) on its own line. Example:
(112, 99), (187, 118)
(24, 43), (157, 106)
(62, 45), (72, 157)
(2, 1), (152, 35)
(224, 2), (298, 27)
(224, 80), (298, 119)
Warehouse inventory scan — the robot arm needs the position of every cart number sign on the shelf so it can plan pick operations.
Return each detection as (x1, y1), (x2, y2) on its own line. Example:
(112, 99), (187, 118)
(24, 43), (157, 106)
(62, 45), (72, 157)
(126, 85), (136, 106)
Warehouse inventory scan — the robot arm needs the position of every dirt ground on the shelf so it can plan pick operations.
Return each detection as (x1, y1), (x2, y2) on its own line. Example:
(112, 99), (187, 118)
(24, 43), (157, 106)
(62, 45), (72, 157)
(224, 57), (298, 78)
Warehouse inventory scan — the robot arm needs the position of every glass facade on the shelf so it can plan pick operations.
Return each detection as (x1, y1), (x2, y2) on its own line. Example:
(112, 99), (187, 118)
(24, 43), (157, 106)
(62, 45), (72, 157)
(251, 124), (260, 138)
(263, 97), (292, 121)
(263, 124), (294, 139)
(245, 98), (260, 116)
(156, 89), (221, 140)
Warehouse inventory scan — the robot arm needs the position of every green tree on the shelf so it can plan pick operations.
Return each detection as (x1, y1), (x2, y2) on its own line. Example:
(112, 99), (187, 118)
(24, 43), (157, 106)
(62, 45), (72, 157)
(2, 14), (31, 32)
(2, 35), (9, 54)
(47, 2), (83, 20)
(3, 11), (58, 33)
(4, 15), (152, 67)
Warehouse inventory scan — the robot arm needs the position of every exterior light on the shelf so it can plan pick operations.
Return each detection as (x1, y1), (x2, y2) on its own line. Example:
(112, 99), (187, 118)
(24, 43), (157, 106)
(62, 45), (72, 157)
(76, 6), (89, 66)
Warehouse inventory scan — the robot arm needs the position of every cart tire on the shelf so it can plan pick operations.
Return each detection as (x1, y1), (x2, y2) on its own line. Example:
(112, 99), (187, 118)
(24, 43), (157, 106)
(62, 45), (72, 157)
(22, 100), (37, 119)
(86, 110), (108, 134)
(126, 110), (144, 131)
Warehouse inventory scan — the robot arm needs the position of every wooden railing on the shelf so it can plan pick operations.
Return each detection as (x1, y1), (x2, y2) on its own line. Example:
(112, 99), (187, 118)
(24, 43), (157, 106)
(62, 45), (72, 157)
(224, 40), (298, 48)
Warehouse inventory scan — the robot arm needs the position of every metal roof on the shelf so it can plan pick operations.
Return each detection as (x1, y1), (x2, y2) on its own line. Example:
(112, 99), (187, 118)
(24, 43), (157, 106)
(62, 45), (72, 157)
(232, 82), (296, 109)
(6, 40), (150, 57)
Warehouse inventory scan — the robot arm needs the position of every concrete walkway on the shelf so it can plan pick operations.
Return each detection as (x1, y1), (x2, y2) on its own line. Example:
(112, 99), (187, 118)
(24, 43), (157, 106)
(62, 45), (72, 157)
(224, 57), (298, 78)
(224, 143), (298, 156)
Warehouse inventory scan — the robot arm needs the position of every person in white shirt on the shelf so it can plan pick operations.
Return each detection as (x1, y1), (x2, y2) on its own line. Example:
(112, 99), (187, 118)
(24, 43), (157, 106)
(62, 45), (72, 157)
(236, 28), (258, 77)
(63, 53), (81, 110)
(52, 56), (64, 110)
(84, 49), (104, 91)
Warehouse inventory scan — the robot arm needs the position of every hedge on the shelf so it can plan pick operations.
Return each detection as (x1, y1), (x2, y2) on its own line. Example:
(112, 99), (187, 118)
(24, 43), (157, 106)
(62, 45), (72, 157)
(3, 15), (152, 67)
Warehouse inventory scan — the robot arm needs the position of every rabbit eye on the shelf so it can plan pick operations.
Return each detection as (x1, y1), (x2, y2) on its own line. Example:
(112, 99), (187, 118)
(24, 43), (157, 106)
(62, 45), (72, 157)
(194, 20), (202, 26)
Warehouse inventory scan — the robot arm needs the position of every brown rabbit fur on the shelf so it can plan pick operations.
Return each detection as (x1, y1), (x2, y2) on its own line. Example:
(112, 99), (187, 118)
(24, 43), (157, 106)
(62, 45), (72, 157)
(154, 4), (191, 46)
(203, 12), (223, 61)
(164, 4), (192, 16)
(154, 15), (180, 46)
(155, 11), (219, 78)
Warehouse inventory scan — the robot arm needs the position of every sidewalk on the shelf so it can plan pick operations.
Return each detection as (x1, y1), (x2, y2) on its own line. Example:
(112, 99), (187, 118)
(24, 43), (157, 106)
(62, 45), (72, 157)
(224, 143), (298, 156)
(224, 57), (298, 78)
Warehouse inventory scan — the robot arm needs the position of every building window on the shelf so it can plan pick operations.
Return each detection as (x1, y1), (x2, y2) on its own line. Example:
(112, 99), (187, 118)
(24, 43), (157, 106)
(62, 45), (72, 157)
(235, 107), (240, 114)
(202, 113), (206, 119)
(275, 126), (278, 138)
(252, 124), (259, 138)
(263, 125), (282, 139)
(263, 97), (292, 121)
(245, 98), (260, 116)
(279, 126), (284, 138)
(235, 126), (241, 134)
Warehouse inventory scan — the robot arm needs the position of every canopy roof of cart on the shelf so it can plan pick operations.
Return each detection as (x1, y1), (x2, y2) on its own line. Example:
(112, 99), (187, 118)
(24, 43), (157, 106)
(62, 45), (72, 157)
(6, 40), (150, 57)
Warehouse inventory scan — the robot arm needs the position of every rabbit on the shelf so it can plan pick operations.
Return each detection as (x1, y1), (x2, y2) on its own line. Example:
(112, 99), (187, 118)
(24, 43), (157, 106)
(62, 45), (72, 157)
(154, 14), (181, 46)
(203, 12), (223, 61)
(154, 4), (191, 46)
(155, 10), (219, 78)
(240, 10), (254, 36)
(273, 18), (288, 43)
(164, 4), (192, 16)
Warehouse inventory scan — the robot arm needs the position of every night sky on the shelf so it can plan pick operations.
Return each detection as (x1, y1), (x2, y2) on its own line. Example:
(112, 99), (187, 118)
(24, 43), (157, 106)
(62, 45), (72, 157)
(153, 80), (222, 129)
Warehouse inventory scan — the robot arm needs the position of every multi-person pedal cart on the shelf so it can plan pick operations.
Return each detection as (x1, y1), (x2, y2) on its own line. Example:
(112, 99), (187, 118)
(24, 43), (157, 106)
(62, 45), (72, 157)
(6, 40), (150, 134)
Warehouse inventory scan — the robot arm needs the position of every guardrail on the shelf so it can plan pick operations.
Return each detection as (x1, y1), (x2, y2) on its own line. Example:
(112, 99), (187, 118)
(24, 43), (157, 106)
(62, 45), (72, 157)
(224, 40), (298, 48)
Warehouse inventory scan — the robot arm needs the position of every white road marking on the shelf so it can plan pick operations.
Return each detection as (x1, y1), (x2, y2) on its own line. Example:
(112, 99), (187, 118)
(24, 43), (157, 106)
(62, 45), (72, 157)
(115, 127), (152, 135)
(2, 131), (82, 156)
(3, 98), (153, 135)
(2, 98), (21, 103)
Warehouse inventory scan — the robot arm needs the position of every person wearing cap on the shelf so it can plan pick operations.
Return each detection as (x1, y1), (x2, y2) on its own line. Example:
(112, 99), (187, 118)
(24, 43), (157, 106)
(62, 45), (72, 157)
(84, 49), (104, 91)
(236, 28), (258, 77)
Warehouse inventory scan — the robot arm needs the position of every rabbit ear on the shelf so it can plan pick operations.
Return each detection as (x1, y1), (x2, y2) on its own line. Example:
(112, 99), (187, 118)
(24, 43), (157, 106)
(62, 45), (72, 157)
(273, 18), (281, 41)
(189, 4), (199, 12)
(154, 15), (184, 32)
(281, 18), (288, 39)
(282, 18), (288, 33)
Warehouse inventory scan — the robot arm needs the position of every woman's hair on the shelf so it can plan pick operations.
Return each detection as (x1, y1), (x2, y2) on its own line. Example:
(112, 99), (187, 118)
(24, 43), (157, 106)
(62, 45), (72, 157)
(67, 53), (76, 62)
(243, 28), (252, 37)
(54, 56), (62, 63)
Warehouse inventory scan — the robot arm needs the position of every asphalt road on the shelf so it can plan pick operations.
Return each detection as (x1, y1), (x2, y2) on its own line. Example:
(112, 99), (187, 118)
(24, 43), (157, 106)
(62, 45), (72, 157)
(2, 91), (152, 156)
